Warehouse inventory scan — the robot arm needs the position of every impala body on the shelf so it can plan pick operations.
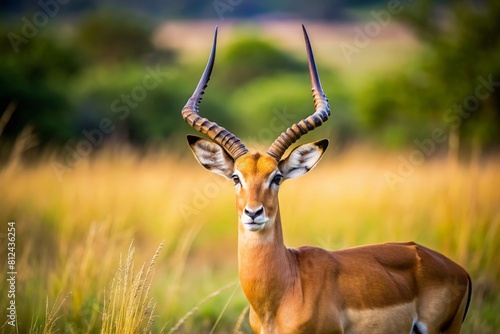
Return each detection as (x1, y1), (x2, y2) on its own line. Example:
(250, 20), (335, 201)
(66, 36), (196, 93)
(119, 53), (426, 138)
(181, 26), (471, 334)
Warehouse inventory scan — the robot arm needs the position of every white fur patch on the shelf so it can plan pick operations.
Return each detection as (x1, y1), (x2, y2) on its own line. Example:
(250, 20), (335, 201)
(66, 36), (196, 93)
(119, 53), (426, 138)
(343, 302), (416, 333)
(239, 219), (275, 244)
(280, 144), (323, 179)
(191, 141), (233, 178)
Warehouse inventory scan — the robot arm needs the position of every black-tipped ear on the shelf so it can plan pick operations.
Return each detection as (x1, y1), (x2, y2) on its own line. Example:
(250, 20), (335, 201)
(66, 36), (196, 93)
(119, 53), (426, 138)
(186, 135), (234, 179)
(187, 134), (204, 147)
(315, 139), (329, 152)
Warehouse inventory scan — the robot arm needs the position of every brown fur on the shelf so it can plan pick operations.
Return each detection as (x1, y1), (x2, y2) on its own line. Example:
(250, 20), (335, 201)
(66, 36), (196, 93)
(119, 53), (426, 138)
(234, 153), (470, 334)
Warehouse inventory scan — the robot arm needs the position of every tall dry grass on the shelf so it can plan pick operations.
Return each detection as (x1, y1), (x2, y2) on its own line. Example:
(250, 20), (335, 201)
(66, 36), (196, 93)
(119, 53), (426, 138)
(0, 144), (499, 333)
(101, 241), (162, 334)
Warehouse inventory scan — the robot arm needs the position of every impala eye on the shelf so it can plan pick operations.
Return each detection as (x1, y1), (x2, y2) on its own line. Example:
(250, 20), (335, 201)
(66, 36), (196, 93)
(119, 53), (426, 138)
(272, 174), (283, 185)
(231, 174), (240, 185)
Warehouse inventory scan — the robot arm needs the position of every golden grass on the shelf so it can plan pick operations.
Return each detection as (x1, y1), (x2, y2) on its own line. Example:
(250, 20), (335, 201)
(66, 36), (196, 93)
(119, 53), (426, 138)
(0, 145), (499, 332)
(101, 241), (162, 334)
(168, 282), (238, 334)
(232, 305), (250, 334)
(41, 292), (72, 334)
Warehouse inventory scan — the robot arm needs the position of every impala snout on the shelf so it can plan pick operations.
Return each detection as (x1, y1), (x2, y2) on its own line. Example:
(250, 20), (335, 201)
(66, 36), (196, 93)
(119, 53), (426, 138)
(241, 204), (268, 231)
(244, 205), (264, 220)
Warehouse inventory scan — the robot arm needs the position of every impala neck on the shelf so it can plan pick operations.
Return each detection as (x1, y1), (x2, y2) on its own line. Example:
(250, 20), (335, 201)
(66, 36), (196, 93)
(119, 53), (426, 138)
(238, 206), (297, 317)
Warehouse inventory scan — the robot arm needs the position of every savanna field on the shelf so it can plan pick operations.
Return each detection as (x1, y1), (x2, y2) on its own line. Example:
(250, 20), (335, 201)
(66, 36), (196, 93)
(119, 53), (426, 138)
(0, 144), (499, 333)
(1, 11), (500, 333)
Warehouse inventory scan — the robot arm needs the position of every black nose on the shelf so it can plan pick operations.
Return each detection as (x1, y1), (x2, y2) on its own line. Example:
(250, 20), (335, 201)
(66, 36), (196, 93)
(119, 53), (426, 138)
(244, 206), (264, 219)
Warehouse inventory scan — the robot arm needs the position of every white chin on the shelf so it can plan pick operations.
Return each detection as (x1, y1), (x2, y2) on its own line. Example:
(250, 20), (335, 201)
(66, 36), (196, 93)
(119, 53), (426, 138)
(243, 222), (266, 231)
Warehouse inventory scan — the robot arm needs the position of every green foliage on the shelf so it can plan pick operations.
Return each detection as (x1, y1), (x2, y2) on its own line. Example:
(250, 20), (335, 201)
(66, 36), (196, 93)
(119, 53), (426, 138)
(228, 74), (312, 134)
(360, 0), (500, 149)
(0, 10), (177, 151)
(1, 2), (500, 153)
(72, 65), (185, 144)
(75, 10), (170, 65)
(227, 71), (354, 145)
(0, 26), (84, 144)
(219, 35), (304, 86)
(1, 0), (390, 20)
(356, 63), (441, 147)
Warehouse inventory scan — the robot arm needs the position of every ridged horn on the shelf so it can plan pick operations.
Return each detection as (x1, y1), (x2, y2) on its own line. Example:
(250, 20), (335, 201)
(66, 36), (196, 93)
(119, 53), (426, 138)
(181, 26), (248, 159)
(267, 25), (330, 161)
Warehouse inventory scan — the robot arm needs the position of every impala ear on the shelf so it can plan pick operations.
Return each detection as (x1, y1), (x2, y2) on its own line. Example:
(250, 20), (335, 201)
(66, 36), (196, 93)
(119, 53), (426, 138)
(278, 139), (328, 180)
(187, 135), (234, 179)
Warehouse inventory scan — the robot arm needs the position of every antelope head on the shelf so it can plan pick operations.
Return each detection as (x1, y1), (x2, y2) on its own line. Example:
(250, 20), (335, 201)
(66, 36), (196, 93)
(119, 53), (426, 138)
(182, 26), (330, 234)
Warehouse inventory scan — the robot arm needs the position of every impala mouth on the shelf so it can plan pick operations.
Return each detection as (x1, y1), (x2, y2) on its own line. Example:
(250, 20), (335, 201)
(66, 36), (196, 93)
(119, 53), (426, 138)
(243, 221), (266, 231)
(241, 215), (268, 231)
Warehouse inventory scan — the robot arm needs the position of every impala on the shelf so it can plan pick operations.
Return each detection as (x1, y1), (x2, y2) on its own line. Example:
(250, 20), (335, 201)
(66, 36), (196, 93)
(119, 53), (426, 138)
(181, 26), (471, 334)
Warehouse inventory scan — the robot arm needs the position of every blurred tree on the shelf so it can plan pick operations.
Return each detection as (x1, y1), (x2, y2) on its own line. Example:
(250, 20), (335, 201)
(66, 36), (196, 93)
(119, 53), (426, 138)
(0, 9), (178, 150)
(286, 0), (350, 20)
(0, 27), (84, 146)
(71, 65), (216, 145)
(0, 0), (392, 20)
(219, 36), (305, 87)
(75, 10), (174, 65)
(226, 69), (353, 146)
(359, 0), (500, 152)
